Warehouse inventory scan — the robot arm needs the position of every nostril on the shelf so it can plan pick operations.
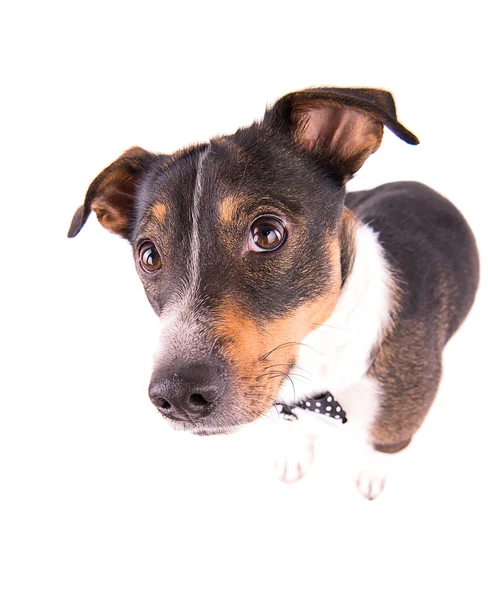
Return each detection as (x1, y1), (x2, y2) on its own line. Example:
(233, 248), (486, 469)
(189, 393), (211, 408)
(156, 398), (172, 411)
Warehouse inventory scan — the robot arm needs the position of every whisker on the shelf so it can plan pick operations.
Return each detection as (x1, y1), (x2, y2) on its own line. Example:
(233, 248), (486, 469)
(263, 363), (314, 378)
(260, 341), (323, 361)
(263, 371), (312, 385)
(256, 370), (285, 380)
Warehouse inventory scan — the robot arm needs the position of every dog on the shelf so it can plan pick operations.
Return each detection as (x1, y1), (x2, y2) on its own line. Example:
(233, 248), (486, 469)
(68, 87), (479, 499)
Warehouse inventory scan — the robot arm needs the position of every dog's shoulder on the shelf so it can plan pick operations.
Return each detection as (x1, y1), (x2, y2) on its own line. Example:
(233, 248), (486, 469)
(346, 181), (479, 340)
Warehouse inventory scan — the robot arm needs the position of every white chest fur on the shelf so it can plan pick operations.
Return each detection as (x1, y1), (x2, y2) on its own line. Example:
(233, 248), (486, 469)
(275, 221), (394, 441)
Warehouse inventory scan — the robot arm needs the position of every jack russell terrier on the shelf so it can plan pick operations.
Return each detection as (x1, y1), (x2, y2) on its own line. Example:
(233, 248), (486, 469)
(68, 87), (479, 499)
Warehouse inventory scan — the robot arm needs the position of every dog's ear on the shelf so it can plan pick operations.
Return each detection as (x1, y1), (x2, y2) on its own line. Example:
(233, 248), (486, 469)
(68, 147), (157, 239)
(264, 87), (419, 179)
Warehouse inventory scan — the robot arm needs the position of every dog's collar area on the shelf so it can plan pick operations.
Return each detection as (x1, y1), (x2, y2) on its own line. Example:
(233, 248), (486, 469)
(277, 392), (347, 424)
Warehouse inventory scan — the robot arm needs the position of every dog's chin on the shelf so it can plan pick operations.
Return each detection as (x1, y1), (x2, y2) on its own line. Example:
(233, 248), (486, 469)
(158, 402), (277, 436)
(192, 427), (239, 436)
(163, 417), (241, 437)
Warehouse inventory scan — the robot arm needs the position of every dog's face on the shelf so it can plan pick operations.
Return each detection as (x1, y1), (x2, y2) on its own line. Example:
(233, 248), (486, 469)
(69, 87), (417, 434)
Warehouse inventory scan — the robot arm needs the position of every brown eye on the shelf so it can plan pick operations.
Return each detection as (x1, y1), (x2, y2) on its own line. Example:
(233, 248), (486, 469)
(249, 216), (286, 252)
(139, 241), (162, 273)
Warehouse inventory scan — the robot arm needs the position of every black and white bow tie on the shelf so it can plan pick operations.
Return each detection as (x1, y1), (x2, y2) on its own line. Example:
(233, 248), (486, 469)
(277, 392), (347, 424)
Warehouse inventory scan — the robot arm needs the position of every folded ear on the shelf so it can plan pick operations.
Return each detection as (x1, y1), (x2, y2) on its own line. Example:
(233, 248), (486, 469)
(264, 87), (419, 180)
(68, 147), (157, 239)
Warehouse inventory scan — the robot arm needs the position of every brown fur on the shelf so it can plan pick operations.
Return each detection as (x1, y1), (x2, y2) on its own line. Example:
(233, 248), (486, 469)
(368, 278), (446, 450)
(369, 319), (443, 450)
(91, 181), (133, 235)
(338, 207), (357, 287)
(214, 248), (341, 418)
(68, 146), (157, 239)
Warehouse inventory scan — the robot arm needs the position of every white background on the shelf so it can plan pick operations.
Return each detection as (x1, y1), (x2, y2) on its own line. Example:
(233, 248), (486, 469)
(1, 2), (487, 599)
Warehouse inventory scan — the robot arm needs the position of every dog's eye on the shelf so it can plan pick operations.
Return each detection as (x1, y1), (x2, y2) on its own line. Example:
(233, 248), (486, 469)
(139, 241), (162, 273)
(249, 216), (286, 252)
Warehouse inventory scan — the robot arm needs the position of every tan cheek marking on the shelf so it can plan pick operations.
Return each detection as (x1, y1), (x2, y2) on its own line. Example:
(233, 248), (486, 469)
(151, 202), (167, 225)
(218, 196), (240, 225)
(214, 253), (341, 417)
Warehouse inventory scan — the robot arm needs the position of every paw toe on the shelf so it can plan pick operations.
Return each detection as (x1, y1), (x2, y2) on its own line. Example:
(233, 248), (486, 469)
(274, 444), (314, 484)
(356, 470), (386, 500)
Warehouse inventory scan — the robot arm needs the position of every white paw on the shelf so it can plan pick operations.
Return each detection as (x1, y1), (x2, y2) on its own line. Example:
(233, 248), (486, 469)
(274, 439), (315, 484)
(355, 470), (386, 500)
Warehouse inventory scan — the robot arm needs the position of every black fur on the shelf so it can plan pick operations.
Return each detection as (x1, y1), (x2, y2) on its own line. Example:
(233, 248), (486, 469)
(130, 136), (343, 321)
(346, 181), (479, 343)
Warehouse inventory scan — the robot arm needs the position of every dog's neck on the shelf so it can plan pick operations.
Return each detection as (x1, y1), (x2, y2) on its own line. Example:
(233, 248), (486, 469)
(277, 212), (396, 404)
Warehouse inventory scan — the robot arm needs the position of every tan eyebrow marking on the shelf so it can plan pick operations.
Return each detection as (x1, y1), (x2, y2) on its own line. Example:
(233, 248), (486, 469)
(219, 196), (240, 225)
(151, 202), (167, 224)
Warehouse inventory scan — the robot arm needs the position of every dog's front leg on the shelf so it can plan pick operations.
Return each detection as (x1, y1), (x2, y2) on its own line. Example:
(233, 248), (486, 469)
(273, 412), (317, 484)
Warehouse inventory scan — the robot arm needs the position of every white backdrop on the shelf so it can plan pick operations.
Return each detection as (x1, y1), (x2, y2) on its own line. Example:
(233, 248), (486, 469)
(1, 2), (487, 599)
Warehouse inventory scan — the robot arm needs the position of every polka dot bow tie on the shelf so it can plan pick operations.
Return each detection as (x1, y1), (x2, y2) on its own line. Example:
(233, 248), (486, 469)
(279, 392), (347, 424)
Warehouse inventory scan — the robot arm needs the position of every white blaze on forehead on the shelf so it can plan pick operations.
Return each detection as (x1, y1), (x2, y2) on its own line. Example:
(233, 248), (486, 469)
(187, 147), (209, 296)
(155, 299), (207, 365)
(154, 146), (211, 364)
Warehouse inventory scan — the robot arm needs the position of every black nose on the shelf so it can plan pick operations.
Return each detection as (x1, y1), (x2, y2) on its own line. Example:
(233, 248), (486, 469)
(148, 360), (224, 421)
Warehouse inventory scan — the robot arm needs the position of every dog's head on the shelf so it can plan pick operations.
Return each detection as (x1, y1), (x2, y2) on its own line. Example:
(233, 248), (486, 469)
(68, 87), (417, 435)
